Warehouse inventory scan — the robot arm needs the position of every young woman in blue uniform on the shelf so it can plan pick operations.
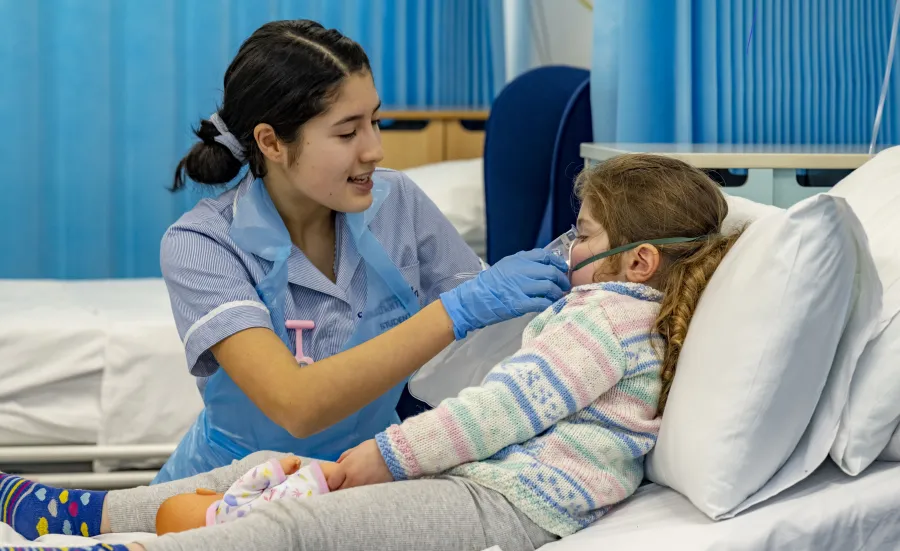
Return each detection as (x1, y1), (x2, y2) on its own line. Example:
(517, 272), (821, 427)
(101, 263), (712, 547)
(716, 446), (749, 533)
(154, 20), (570, 482)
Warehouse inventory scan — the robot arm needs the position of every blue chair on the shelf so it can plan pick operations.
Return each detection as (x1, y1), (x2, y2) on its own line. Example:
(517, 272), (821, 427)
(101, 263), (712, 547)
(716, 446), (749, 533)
(483, 66), (591, 265)
(545, 77), (593, 242)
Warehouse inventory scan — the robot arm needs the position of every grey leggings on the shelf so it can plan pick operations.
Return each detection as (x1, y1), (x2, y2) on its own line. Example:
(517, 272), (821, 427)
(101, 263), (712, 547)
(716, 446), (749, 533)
(108, 451), (558, 551)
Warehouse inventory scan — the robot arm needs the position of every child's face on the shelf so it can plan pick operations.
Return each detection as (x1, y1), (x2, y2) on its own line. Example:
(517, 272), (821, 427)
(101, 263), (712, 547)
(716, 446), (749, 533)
(569, 203), (626, 287)
(569, 201), (662, 288)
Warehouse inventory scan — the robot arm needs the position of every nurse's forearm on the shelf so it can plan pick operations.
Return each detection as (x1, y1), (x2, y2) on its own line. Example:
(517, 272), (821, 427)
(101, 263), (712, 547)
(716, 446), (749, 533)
(298, 301), (456, 433)
(213, 301), (455, 439)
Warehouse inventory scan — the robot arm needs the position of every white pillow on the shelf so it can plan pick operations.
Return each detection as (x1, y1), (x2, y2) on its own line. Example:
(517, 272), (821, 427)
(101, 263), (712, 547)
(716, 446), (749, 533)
(646, 193), (881, 520)
(408, 191), (783, 408)
(880, 423), (900, 461)
(721, 193), (783, 234)
(828, 145), (900, 475)
(402, 159), (486, 256)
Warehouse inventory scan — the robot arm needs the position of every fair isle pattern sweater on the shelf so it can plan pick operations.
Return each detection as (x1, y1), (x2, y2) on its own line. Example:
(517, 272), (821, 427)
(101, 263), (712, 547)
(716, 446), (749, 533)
(376, 282), (665, 537)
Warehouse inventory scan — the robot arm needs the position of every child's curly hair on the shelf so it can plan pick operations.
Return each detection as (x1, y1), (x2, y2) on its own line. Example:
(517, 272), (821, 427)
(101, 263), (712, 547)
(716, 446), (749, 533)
(574, 154), (744, 415)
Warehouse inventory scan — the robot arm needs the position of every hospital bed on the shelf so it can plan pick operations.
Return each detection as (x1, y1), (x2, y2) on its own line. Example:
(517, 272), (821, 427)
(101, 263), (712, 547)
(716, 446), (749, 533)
(3, 104), (897, 547)
(2, 191), (899, 550)
(0, 279), (201, 489)
(2, 460), (898, 549)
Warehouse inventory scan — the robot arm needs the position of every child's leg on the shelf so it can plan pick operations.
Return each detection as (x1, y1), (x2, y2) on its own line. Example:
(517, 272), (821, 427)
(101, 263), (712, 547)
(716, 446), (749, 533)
(144, 477), (558, 551)
(0, 450), (291, 539)
(107, 450), (290, 533)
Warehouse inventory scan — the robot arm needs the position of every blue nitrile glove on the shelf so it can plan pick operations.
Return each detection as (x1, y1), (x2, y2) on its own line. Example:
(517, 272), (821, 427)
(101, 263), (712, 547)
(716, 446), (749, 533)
(440, 249), (572, 340)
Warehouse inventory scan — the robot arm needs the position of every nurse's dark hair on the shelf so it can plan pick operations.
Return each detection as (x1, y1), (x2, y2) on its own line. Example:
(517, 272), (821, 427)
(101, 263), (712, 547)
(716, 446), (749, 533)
(172, 20), (371, 190)
(574, 154), (745, 417)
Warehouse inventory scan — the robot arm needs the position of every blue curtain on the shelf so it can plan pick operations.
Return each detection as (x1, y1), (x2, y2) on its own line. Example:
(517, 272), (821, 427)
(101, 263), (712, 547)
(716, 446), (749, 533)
(591, 0), (900, 146)
(0, 0), (505, 279)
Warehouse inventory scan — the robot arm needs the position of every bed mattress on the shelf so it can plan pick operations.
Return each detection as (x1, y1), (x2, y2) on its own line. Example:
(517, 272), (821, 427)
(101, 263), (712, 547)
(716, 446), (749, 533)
(0, 281), (106, 445)
(544, 460), (900, 551)
(0, 279), (201, 456)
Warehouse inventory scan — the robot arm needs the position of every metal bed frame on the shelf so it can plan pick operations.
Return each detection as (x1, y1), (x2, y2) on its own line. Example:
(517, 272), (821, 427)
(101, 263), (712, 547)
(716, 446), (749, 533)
(0, 444), (176, 489)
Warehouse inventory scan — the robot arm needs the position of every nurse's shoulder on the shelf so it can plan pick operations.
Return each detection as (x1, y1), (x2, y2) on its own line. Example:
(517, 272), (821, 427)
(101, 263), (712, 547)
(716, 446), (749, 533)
(160, 185), (258, 277)
(159, 183), (273, 376)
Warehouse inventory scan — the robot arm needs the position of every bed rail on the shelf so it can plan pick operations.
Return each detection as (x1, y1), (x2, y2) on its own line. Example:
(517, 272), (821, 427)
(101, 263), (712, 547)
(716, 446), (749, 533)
(0, 444), (176, 489)
(27, 470), (161, 489)
(0, 444), (175, 464)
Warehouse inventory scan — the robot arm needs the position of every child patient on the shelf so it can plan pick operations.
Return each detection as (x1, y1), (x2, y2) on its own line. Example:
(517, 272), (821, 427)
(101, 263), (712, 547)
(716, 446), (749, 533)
(0, 154), (746, 551)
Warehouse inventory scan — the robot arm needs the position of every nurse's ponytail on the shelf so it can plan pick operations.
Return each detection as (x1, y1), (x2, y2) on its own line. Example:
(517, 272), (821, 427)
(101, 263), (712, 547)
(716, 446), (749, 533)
(173, 120), (245, 187)
(172, 19), (371, 191)
(574, 154), (744, 416)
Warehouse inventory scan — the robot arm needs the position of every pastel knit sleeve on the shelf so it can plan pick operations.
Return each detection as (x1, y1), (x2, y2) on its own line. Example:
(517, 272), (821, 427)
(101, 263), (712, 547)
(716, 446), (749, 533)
(375, 300), (629, 480)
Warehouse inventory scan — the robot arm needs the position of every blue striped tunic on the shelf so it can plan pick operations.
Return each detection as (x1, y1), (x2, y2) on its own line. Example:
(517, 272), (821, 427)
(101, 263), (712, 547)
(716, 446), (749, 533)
(160, 168), (483, 386)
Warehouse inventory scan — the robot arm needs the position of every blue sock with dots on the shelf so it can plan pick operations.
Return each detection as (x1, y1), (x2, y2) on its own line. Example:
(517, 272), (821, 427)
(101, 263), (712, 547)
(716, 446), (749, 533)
(0, 473), (106, 539)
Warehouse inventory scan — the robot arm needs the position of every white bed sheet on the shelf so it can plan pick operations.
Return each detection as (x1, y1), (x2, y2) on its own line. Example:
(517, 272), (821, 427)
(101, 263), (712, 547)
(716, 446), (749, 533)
(544, 460), (900, 551)
(0, 279), (202, 461)
(0, 522), (152, 548)
(0, 281), (107, 445)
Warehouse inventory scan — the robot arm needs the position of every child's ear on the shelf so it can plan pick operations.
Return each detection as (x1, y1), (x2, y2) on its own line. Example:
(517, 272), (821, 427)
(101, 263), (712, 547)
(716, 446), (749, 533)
(626, 244), (660, 283)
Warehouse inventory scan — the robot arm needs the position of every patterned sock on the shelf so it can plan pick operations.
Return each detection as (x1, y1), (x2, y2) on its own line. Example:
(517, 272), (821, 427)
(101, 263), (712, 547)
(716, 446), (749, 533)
(0, 545), (130, 551)
(0, 473), (106, 539)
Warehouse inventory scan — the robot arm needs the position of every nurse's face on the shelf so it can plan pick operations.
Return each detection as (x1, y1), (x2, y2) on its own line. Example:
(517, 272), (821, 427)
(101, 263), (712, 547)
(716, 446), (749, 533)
(261, 72), (385, 214)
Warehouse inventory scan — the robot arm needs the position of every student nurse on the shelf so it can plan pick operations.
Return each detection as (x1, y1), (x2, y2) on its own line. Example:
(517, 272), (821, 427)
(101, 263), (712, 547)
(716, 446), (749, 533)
(154, 20), (570, 483)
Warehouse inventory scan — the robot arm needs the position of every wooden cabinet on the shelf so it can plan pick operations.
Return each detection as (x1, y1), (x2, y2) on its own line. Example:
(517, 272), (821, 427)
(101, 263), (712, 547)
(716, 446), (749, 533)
(379, 109), (489, 170)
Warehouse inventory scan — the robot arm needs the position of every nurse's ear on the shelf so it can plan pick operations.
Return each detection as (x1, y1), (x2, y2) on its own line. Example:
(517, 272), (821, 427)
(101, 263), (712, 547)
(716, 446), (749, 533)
(255, 123), (289, 165)
(623, 244), (661, 284)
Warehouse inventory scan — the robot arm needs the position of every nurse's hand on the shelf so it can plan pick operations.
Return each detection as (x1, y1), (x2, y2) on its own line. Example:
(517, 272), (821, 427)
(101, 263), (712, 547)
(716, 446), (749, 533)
(440, 249), (571, 340)
(333, 439), (393, 490)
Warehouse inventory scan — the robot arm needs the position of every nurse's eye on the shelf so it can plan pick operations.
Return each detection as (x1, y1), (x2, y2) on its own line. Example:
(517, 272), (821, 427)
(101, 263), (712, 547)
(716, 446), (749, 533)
(339, 130), (357, 140)
(371, 119), (381, 128)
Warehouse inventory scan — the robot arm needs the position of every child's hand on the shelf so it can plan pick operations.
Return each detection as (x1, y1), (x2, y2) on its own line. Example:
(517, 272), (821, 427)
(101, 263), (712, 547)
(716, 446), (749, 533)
(279, 455), (302, 476)
(318, 461), (346, 491)
(334, 439), (393, 489)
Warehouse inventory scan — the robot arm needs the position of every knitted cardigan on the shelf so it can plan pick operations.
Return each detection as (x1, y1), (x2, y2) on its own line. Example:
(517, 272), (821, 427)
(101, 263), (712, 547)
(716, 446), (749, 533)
(376, 282), (665, 536)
